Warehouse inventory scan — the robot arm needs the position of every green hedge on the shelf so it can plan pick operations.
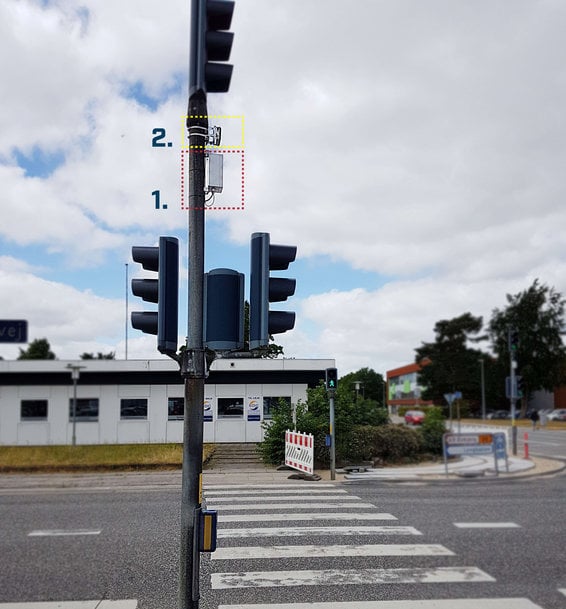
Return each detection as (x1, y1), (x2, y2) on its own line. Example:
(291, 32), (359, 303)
(347, 424), (423, 464)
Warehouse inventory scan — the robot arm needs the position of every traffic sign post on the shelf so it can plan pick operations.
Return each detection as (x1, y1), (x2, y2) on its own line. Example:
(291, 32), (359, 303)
(493, 432), (509, 473)
(325, 368), (337, 480)
(442, 432), (504, 476)
(444, 391), (462, 432)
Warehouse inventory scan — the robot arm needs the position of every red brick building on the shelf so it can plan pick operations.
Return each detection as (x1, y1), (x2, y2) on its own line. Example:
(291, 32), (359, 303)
(386, 361), (433, 415)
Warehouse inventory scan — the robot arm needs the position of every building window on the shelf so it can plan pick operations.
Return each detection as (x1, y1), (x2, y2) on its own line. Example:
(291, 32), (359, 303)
(21, 399), (48, 421)
(120, 398), (148, 420)
(218, 398), (244, 418)
(168, 397), (184, 420)
(69, 398), (99, 421)
(263, 396), (291, 420)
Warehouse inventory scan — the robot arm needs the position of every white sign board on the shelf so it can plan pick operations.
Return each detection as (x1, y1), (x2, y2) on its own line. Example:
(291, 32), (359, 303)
(285, 430), (314, 475)
(444, 432), (494, 456)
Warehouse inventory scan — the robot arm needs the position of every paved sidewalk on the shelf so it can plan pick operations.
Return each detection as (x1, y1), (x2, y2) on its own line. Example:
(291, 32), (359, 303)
(1, 455), (564, 491)
(340, 454), (565, 482)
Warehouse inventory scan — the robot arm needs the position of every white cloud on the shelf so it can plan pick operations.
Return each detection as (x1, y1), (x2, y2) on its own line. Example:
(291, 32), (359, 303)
(0, 264), (124, 359)
(2, 0), (566, 376)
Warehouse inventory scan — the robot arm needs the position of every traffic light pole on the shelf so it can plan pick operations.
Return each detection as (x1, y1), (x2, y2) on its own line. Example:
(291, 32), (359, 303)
(179, 90), (208, 609)
(328, 389), (336, 481)
(508, 328), (517, 456)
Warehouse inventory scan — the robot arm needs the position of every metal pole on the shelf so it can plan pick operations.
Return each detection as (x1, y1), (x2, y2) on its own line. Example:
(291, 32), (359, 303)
(509, 329), (517, 456)
(66, 364), (85, 447)
(125, 263), (129, 360)
(72, 374), (78, 446)
(329, 390), (336, 480)
(479, 358), (486, 420)
(179, 89), (208, 609)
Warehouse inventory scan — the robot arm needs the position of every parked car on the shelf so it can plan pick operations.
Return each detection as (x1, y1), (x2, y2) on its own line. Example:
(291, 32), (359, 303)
(487, 410), (509, 420)
(547, 409), (566, 421)
(404, 410), (425, 425)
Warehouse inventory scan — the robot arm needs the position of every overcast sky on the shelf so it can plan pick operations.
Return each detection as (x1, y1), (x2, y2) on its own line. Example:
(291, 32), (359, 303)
(1, 0), (565, 375)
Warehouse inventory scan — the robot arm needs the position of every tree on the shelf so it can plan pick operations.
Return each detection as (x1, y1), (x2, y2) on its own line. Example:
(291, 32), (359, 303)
(80, 352), (116, 360)
(415, 313), (488, 410)
(488, 279), (566, 406)
(339, 367), (385, 405)
(18, 338), (56, 360)
(259, 379), (390, 467)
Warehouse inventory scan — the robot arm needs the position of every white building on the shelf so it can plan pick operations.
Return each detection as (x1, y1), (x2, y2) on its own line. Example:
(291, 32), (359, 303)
(0, 358), (334, 446)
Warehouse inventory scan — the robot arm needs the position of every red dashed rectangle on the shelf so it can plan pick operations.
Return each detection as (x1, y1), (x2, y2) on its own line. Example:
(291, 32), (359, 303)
(180, 149), (245, 211)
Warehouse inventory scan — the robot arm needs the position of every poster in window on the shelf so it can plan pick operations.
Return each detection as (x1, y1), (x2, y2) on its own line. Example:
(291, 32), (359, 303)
(203, 398), (213, 422)
(247, 397), (261, 421)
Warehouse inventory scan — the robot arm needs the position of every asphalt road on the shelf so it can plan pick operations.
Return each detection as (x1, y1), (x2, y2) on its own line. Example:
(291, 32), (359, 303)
(0, 472), (565, 609)
(517, 427), (566, 459)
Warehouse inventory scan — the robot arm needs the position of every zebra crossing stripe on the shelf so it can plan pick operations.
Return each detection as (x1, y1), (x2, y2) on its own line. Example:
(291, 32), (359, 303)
(204, 484), (336, 490)
(205, 488), (347, 496)
(218, 512), (397, 522)
(453, 522), (520, 528)
(212, 543), (454, 560)
(217, 525), (421, 538)
(0, 602), (138, 609)
(207, 494), (361, 503)
(216, 599), (546, 609)
(211, 565), (495, 589)
(205, 502), (375, 511)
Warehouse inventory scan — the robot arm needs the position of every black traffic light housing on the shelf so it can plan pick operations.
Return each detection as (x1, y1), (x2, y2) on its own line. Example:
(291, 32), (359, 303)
(326, 368), (338, 391)
(189, 0), (235, 97)
(249, 232), (297, 350)
(131, 236), (179, 356)
(203, 268), (244, 351)
(516, 375), (524, 399)
(508, 327), (519, 356)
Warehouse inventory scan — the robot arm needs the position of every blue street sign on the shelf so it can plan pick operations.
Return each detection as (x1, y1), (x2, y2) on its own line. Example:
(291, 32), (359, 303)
(493, 432), (507, 460)
(0, 320), (28, 343)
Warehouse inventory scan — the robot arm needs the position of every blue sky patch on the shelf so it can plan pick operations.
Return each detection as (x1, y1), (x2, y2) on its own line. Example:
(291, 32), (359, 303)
(13, 146), (66, 178)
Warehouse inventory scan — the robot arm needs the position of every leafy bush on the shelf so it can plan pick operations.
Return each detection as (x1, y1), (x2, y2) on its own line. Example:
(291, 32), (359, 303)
(260, 382), (410, 467)
(418, 406), (447, 455)
(257, 398), (297, 465)
(345, 424), (423, 464)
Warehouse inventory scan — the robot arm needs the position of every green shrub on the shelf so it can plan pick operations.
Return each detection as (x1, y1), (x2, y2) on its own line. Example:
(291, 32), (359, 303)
(257, 399), (297, 465)
(418, 406), (447, 455)
(343, 424), (423, 464)
(370, 424), (423, 462)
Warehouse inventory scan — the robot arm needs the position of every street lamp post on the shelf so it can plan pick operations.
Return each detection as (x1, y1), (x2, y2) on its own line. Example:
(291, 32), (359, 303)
(479, 358), (487, 420)
(66, 364), (86, 446)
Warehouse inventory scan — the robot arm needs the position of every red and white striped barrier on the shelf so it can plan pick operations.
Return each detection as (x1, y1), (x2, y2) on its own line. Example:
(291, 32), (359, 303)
(285, 429), (314, 475)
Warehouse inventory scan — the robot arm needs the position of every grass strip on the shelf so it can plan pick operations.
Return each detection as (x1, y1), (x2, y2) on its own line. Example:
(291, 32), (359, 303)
(0, 443), (215, 473)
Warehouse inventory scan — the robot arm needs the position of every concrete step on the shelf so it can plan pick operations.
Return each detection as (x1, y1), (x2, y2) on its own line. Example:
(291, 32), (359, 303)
(206, 443), (266, 470)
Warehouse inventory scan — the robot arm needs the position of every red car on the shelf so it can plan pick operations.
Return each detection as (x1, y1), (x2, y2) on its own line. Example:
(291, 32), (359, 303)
(404, 410), (425, 425)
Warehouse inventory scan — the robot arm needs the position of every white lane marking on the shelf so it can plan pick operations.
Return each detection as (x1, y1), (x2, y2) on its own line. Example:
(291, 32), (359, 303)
(212, 543), (454, 560)
(217, 598), (546, 609)
(0, 601), (137, 609)
(206, 488), (347, 495)
(28, 529), (101, 537)
(206, 502), (375, 511)
(217, 525), (421, 538)
(211, 565), (495, 589)
(218, 512), (397, 522)
(207, 494), (361, 503)
(205, 483), (337, 489)
(453, 522), (520, 529)
(559, 588), (566, 597)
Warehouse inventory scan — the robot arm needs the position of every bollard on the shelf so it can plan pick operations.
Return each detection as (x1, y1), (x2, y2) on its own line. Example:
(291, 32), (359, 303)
(524, 432), (529, 460)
